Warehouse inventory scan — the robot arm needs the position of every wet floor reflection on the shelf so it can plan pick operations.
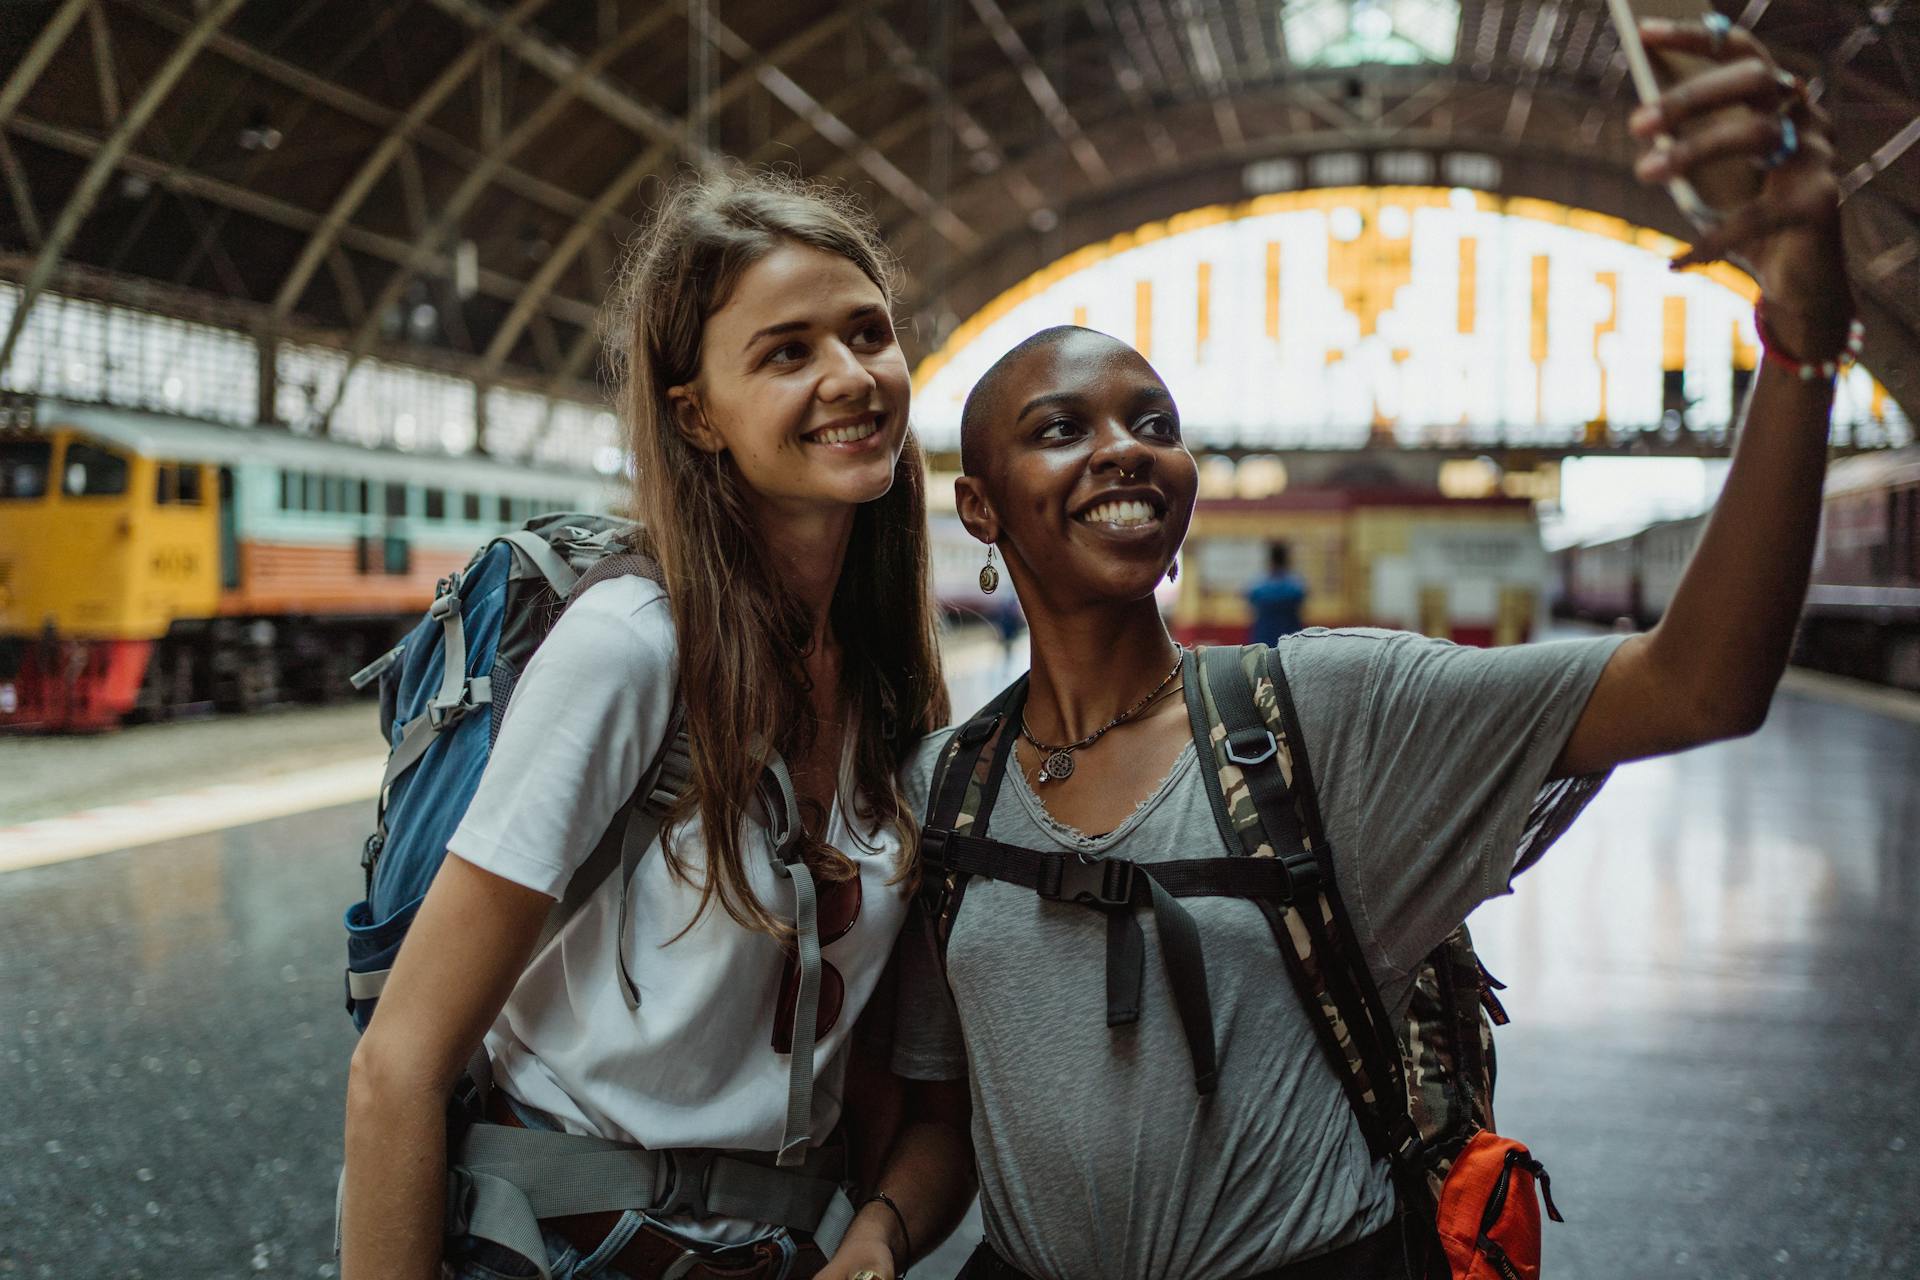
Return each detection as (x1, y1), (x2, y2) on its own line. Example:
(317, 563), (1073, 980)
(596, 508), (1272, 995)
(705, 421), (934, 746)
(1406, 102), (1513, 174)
(1471, 688), (1920, 1278)
(0, 683), (1914, 1277)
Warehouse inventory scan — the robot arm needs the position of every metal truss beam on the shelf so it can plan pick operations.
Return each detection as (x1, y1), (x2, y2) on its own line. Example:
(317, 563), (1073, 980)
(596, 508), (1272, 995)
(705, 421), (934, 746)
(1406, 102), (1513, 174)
(322, 4), (679, 424)
(1080, 1), (1180, 165)
(968, 0), (1111, 185)
(873, 64), (1639, 268)
(117, 0), (598, 227)
(0, 0), (90, 132)
(0, 133), (43, 248)
(423, 0), (710, 159)
(86, 1), (122, 128)
(270, 0), (556, 320)
(696, 3), (977, 251)
(480, 9), (868, 376)
(0, 0), (247, 380)
(8, 115), (597, 327)
(755, 11), (1047, 219)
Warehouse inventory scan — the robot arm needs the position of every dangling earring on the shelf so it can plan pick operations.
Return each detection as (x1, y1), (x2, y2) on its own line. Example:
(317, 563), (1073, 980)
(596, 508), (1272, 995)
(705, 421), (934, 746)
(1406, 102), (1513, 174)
(1168, 554), (1180, 583)
(980, 544), (1000, 594)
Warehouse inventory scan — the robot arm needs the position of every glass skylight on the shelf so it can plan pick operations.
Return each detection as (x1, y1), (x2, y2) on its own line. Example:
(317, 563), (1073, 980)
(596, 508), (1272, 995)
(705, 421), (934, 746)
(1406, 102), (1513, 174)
(1282, 0), (1461, 67)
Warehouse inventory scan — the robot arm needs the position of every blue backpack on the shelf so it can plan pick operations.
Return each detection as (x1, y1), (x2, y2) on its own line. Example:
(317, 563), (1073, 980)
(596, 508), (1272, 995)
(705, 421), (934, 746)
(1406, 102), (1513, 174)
(341, 513), (690, 1033)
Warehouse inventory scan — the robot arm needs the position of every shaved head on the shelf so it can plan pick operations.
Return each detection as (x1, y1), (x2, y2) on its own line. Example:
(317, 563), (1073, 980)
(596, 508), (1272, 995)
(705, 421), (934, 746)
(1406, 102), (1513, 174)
(960, 325), (1136, 476)
(950, 323), (1195, 611)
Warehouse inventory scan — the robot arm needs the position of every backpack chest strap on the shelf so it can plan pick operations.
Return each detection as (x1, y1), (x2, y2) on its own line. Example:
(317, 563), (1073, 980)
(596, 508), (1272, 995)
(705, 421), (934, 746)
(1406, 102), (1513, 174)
(923, 828), (1315, 1095)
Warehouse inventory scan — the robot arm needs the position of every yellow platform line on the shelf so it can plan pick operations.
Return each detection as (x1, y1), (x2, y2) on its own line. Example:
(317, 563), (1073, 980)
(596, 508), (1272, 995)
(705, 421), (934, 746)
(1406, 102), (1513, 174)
(0, 632), (1024, 876)
(0, 755), (385, 874)
(2, 646), (1906, 877)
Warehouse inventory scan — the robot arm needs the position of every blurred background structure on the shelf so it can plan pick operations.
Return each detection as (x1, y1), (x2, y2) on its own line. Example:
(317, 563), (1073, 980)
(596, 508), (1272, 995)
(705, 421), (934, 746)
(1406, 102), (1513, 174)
(2, 0), (1918, 731)
(1, 1), (1917, 1277)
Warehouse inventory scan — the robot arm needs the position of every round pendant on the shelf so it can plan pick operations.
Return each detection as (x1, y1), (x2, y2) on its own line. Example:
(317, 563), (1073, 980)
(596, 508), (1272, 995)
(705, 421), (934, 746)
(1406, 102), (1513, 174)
(979, 562), (1000, 593)
(1043, 749), (1076, 781)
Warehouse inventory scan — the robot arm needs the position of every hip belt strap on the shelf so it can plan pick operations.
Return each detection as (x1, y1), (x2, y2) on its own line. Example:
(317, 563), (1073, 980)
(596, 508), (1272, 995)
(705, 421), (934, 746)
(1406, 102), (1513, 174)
(921, 828), (1313, 1096)
(449, 1122), (855, 1280)
(961, 1221), (1410, 1280)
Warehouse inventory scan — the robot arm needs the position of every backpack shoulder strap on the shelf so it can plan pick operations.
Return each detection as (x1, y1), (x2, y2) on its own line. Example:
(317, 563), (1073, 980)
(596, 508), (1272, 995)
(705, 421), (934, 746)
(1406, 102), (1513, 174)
(925, 673), (1027, 835)
(517, 547), (684, 977)
(535, 704), (690, 959)
(563, 549), (666, 601)
(1190, 644), (1426, 1173)
(917, 673), (1027, 972)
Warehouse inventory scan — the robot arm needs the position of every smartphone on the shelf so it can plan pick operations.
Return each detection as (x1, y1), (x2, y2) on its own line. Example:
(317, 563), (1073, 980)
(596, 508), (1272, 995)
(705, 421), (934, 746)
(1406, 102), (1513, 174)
(1606, 0), (1765, 231)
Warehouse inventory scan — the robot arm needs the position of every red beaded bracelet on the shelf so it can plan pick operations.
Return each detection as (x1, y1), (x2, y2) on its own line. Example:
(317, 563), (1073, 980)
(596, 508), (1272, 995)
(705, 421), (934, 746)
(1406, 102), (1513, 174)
(1754, 300), (1865, 381)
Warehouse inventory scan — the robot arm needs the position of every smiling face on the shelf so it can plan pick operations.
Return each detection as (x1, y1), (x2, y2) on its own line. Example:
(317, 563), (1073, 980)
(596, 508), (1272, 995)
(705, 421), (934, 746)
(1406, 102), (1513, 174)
(672, 241), (910, 520)
(958, 328), (1197, 609)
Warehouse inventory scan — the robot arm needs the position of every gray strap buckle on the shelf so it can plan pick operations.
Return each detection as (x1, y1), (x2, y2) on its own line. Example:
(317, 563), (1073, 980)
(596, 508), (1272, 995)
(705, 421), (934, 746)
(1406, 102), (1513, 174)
(429, 578), (461, 619)
(428, 675), (492, 730)
(656, 1148), (717, 1218)
(1225, 729), (1278, 766)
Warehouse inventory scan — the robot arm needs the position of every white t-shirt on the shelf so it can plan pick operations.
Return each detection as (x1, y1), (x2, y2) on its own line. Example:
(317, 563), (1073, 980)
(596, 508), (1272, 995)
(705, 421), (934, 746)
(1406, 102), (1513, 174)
(447, 575), (910, 1241)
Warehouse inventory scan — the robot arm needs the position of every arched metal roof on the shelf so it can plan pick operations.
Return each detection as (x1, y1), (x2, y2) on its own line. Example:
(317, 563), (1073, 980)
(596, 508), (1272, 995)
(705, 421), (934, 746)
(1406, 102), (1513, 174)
(1, 0), (1914, 422)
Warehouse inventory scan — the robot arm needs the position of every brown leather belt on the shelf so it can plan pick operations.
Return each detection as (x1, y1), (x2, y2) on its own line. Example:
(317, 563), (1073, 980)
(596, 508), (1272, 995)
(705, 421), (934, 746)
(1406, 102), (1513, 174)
(478, 1091), (825, 1280)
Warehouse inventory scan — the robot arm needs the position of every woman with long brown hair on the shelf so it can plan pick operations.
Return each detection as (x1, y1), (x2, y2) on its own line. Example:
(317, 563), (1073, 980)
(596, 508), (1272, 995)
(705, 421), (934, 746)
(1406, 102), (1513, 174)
(340, 170), (950, 1280)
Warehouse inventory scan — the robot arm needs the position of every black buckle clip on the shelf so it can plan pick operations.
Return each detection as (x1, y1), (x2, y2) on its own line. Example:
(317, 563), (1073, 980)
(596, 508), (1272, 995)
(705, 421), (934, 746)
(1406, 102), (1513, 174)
(657, 1148), (717, 1218)
(360, 832), (384, 873)
(1225, 728), (1278, 766)
(1387, 1116), (1427, 1166)
(919, 826), (950, 867)
(1040, 856), (1136, 908)
(1278, 848), (1321, 898)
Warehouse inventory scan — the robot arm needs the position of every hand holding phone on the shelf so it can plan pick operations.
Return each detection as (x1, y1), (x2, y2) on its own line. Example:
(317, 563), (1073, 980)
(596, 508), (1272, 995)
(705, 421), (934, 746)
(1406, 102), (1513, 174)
(1606, 0), (1774, 230)
(1608, 5), (1849, 342)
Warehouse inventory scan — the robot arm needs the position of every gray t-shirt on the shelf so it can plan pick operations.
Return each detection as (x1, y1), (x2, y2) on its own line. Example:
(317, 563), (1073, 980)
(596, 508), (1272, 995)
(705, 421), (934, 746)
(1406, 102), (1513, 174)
(894, 628), (1627, 1279)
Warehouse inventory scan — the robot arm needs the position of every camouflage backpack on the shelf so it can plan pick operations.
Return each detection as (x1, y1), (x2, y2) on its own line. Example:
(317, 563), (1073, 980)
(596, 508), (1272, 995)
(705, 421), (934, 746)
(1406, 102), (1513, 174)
(917, 644), (1528, 1274)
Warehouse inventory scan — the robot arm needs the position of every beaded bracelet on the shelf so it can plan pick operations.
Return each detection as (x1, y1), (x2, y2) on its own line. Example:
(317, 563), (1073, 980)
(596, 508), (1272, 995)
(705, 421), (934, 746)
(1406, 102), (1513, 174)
(1754, 300), (1865, 381)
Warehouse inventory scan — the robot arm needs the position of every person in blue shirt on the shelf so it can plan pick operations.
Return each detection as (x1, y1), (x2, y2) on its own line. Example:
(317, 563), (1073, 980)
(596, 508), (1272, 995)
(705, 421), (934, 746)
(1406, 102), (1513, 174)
(1247, 541), (1308, 643)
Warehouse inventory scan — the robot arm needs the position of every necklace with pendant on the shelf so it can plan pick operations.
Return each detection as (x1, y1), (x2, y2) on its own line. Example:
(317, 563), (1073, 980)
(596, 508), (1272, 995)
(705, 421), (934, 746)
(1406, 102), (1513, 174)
(1020, 648), (1184, 784)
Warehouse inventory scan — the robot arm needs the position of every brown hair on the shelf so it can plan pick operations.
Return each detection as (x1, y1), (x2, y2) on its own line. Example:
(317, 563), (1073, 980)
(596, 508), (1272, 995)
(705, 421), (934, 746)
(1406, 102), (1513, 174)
(605, 168), (948, 938)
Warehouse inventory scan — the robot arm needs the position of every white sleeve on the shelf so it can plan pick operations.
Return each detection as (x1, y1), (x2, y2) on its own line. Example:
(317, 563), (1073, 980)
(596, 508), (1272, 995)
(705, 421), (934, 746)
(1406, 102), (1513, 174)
(447, 578), (677, 900)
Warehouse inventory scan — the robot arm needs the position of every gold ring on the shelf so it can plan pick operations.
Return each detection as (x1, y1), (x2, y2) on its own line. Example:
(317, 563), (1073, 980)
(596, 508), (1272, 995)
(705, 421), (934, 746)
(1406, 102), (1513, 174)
(850, 1271), (886, 1280)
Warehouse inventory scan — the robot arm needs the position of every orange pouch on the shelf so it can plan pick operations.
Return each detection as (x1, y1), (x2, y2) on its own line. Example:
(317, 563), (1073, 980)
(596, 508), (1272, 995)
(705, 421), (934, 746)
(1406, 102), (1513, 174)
(1435, 1131), (1564, 1280)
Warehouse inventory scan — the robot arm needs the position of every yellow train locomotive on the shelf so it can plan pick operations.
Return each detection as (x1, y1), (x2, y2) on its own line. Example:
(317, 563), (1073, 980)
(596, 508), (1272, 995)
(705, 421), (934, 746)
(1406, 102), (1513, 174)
(0, 400), (612, 731)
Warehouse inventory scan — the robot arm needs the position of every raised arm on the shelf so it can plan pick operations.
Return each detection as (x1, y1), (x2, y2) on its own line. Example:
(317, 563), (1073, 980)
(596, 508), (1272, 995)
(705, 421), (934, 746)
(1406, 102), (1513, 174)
(1555, 18), (1852, 779)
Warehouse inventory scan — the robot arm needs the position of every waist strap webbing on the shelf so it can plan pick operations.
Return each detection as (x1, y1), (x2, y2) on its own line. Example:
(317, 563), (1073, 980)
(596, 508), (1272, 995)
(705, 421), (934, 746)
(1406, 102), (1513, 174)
(447, 1122), (855, 1280)
(922, 829), (1316, 1096)
(962, 1219), (1410, 1280)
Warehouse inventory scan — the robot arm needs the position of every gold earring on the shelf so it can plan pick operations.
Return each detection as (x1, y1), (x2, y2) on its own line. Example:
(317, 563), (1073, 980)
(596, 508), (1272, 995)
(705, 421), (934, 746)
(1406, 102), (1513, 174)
(980, 545), (1000, 594)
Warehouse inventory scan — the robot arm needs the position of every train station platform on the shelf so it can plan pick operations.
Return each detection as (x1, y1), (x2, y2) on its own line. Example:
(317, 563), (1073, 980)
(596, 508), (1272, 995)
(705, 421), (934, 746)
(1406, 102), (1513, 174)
(2, 636), (1916, 1279)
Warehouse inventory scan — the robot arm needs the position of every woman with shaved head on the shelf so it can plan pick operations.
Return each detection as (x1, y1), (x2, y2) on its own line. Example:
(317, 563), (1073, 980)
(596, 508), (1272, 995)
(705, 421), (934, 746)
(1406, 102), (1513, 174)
(819, 17), (1860, 1280)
